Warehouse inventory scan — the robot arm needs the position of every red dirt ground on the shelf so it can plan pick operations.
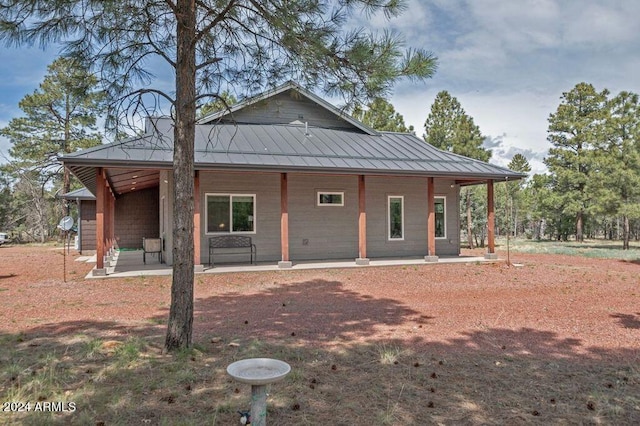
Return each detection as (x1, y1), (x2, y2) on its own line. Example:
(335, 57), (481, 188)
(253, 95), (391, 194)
(1, 244), (638, 356)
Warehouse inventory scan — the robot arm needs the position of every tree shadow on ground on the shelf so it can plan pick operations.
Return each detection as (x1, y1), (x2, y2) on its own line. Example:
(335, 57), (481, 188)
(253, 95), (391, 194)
(1, 278), (638, 425)
(610, 313), (640, 330)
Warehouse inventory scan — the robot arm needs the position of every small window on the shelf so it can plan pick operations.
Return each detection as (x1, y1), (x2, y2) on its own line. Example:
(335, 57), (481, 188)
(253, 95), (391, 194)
(388, 196), (404, 240)
(317, 191), (344, 206)
(435, 196), (446, 239)
(206, 194), (255, 234)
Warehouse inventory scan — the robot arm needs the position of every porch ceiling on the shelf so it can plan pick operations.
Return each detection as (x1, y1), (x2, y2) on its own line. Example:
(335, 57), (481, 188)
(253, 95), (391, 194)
(69, 166), (160, 197)
(107, 168), (160, 195)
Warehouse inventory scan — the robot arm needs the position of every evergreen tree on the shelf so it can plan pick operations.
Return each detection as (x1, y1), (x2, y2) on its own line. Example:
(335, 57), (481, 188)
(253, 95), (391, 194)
(590, 91), (640, 249)
(0, 57), (104, 213)
(423, 90), (491, 161)
(544, 82), (609, 242)
(423, 90), (491, 248)
(352, 98), (413, 132)
(1, 0), (437, 351)
(506, 154), (531, 237)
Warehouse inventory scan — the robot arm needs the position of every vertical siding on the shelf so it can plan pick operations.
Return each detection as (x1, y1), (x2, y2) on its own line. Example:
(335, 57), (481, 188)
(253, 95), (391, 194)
(115, 187), (160, 249)
(288, 174), (359, 260)
(198, 171), (281, 264)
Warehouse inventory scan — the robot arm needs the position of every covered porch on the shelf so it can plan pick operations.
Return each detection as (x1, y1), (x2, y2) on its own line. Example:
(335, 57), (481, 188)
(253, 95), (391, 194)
(82, 248), (498, 279)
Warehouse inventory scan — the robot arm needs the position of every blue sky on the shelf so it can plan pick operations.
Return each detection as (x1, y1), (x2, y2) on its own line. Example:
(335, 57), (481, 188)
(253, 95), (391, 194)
(1, 0), (640, 174)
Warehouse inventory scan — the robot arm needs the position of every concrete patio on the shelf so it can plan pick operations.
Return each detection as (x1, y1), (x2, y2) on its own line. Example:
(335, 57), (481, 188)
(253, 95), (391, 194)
(80, 249), (499, 279)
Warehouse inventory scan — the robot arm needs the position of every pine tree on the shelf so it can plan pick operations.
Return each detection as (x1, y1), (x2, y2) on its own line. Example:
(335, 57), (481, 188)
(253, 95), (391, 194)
(352, 98), (413, 132)
(0, 57), (104, 213)
(590, 91), (640, 249)
(544, 82), (609, 242)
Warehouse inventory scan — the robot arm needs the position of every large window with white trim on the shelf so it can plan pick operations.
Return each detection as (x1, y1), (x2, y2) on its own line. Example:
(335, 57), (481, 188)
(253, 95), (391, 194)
(388, 196), (404, 240)
(435, 196), (446, 239)
(206, 194), (255, 234)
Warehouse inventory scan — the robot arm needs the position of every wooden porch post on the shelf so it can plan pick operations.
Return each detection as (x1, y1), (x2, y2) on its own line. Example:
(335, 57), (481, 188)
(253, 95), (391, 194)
(193, 171), (202, 270)
(425, 177), (438, 262)
(109, 188), (115, 252)
(94, 168), (106, 275)
(356, 175), (369, 265)
(486, 179), (497, 259)
(279, 173), (292, 268)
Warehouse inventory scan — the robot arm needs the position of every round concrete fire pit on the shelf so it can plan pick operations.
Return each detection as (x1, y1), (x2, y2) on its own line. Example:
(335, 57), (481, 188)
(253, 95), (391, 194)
(227, 358), (291, 426)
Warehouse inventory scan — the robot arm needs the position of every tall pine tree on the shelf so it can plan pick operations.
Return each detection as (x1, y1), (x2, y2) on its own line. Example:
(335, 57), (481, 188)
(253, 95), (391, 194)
(545, 82), (609, 242)
(0, 57), (104, 213)
(352, 98), (413, 132)
(590, 91), (640, 249)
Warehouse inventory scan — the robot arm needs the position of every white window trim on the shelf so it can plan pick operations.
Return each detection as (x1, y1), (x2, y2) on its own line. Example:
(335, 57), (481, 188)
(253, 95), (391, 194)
(387, 195), (405, 241)
(435, 195), (447, 240)
(317, 191), (345, 207)
(205, 193), (257, 235)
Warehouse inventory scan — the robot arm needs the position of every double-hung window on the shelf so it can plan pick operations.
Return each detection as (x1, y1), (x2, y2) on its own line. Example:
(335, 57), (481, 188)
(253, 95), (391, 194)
(206, 194), (255, 233)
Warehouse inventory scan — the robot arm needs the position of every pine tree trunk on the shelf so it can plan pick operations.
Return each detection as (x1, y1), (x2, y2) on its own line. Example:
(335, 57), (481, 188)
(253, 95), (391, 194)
(466, 190), (474, 249)
(623, 215), (630, 250)
(165, 0), (196, 352)
(576, 211), (583, 242)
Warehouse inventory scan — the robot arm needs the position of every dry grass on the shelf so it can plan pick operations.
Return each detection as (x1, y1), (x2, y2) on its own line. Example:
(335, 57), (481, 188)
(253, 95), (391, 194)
(0, 244), (639, 425)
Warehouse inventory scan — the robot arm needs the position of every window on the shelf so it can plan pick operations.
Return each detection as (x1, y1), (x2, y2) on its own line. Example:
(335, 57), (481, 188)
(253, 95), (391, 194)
(206, 194), (255, 234)
(388, 196), (404, 240)
(317, 191), (344, 206)
(435, 196), (446, 239)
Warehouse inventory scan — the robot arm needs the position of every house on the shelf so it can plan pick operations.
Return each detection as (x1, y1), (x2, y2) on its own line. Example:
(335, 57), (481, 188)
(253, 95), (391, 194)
(60, 82), (525, 276)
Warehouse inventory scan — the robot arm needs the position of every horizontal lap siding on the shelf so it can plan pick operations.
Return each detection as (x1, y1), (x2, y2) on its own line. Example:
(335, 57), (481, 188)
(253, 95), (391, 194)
(199, 172), (281, 263)
(366, 177), (459, 257)
(80, 200), (96, 251)
(289, 175), (359, 260)
(224, 91), (355, 130)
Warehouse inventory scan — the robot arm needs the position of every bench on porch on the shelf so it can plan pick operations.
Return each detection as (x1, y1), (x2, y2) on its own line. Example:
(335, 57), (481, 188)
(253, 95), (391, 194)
(209, 235), (256, 266)
(142, 237), (162, 264)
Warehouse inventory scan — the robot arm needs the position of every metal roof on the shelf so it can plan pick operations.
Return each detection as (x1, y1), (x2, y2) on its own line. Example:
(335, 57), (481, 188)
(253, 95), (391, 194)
(62, 120), (526, 195)
(61, 187), (96, 200)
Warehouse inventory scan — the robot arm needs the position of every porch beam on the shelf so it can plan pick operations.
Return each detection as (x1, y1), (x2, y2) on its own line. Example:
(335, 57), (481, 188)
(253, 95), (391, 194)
(356, 175), (369, 265)
(193, 171), (202, 271)
(425, 177), (438, 262)
(486, 179), (497, 259)
(279, 173), (292, 268)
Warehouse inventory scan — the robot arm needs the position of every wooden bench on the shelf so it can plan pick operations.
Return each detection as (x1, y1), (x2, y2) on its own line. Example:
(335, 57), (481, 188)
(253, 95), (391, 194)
(209, 236), (256, 266)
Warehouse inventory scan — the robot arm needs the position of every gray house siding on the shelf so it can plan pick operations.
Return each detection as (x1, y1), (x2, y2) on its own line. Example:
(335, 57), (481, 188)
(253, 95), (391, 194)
(220, 90), (356, 131)
(365, 177), (459, 258)
(80, 200), (96, 252)
(198, 171), (282, 264)
(288, 174), (359, 260)
(159, 171), (462, 266)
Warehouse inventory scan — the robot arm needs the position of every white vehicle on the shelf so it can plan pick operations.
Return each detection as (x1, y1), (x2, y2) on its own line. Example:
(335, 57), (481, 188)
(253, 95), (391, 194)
(0, 233), (9, 246)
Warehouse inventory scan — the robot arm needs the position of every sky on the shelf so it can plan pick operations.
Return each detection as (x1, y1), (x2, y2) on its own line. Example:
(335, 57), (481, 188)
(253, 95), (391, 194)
(1, 0), (640, 174)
